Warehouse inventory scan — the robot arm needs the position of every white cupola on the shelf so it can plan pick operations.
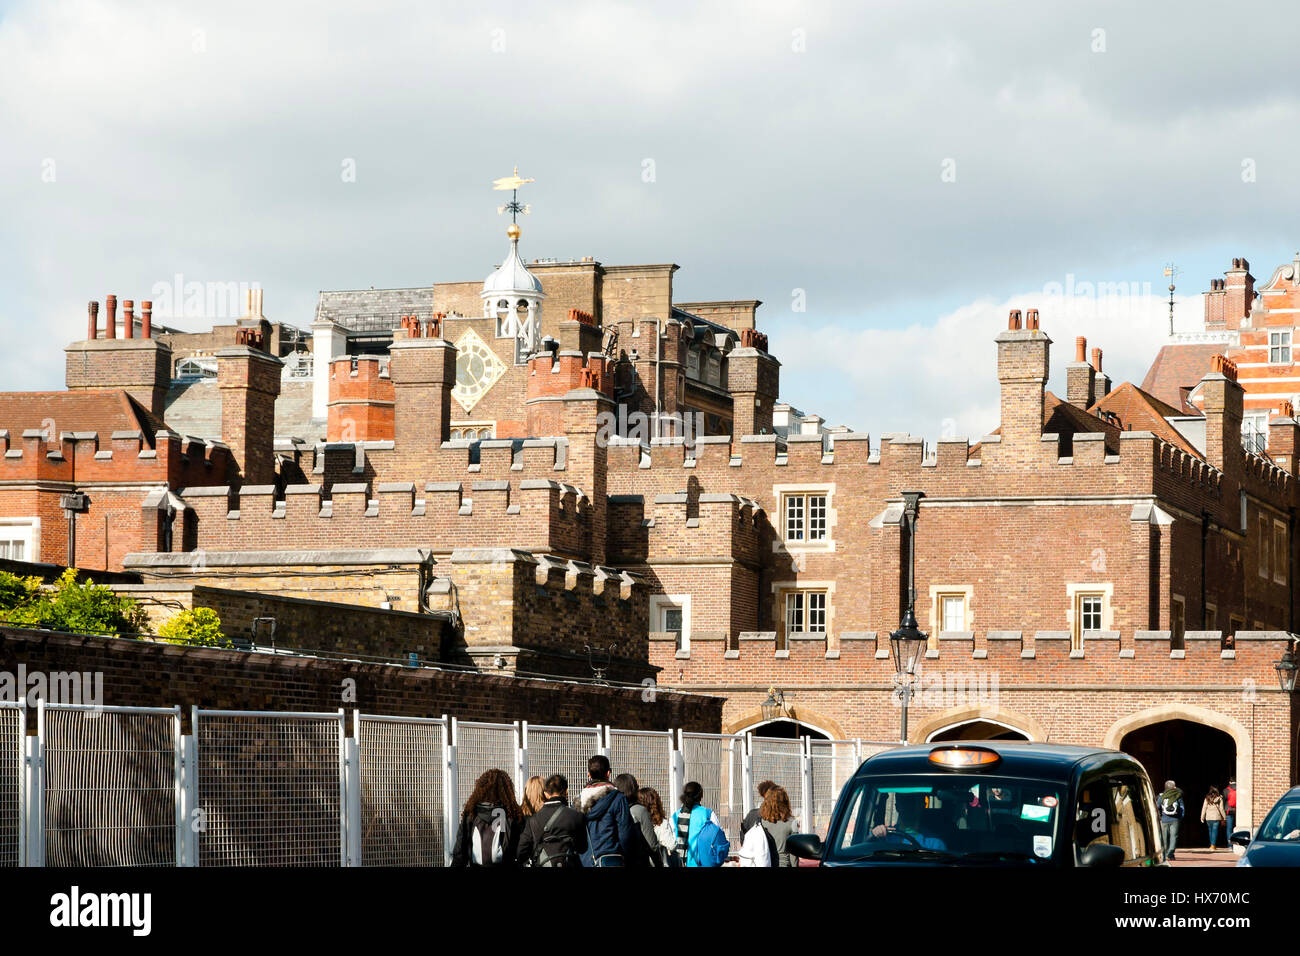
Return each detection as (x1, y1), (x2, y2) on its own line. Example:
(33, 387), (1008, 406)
(481, 223), (545, 361)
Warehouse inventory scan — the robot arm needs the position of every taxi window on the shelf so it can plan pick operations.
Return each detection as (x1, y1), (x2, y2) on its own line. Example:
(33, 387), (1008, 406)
(1074, 775), (1150, 862)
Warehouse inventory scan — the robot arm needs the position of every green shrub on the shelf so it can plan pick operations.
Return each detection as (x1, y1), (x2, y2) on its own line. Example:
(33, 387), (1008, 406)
(157, 607), (227, 647)
(0, 568), (149, 636)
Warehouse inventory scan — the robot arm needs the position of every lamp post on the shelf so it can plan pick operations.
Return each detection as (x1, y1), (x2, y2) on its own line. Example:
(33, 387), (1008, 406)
(1276, 639), (1298, 694)
(761, 687), (787, 723)
(890, 492), (927, 742)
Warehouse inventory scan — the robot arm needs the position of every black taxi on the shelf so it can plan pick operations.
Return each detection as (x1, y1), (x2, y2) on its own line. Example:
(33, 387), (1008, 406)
(788, 742), (1167, 866)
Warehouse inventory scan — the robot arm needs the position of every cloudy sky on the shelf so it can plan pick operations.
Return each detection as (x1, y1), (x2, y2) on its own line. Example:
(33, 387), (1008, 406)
(3, 0), (1299, 440)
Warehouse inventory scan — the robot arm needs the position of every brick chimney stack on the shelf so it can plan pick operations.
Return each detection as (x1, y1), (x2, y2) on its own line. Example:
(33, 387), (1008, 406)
(1066, 335), (1096, 410)
(1212, 258), (1255, 330)
(1270, 401), (1299, 474)
(217, 344), (283, 487)
(729, 328), (780, 438)
(66, 294), (172, 416)
(1091, 347), (1111, 398)
(1201, 355), (1244, 476)
(388, 328), (457, 455)
(996, 309), (1051, 446)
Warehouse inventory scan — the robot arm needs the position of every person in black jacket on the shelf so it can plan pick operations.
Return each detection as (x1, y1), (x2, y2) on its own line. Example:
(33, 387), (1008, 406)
(451, 768), (523, 867)
(517, 774), (588, 867)
(740, 780), (777, 837)
(576, 755), (635, 866)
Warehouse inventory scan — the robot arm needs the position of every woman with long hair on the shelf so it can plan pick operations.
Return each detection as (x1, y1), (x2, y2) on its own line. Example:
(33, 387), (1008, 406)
(760, 785), (797, 867)
(451, 768), (523, 867)
(639, 786), (676, 866)
(1202, 785), (1226, 850)
(670, 781), (726, 866)
(614, 773), (656, 866)
(521, 775), (545, 817)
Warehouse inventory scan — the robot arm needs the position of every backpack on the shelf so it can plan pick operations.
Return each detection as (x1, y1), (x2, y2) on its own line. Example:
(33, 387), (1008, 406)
(470, 812), (507, 865)
(533, 807), (577, 868)
(693, 819), (731, 867)
(1160, 793), (1180, 817)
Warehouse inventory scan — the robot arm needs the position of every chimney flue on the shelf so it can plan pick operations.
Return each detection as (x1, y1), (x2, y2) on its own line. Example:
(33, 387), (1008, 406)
(122, 299), (135, 339)
(1091, 347), (1102, 372)
(105, 295), (117, 339)
(87, 301), (99, 340)
(1008, 309), (1022, 330)
(1075, 336), (1087, 362)
(1026, 308), (1040, 330)
(141, 300), (153, 339)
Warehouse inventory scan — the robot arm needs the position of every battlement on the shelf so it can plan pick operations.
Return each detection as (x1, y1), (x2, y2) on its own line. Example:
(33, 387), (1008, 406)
(607, 491), (763, 564)
(654, 629), (1292, 684)
(0, 427), (230, 485)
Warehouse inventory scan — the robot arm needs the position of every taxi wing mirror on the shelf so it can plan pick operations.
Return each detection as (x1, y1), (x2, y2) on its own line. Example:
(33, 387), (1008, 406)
(787, 833), (824, 860)
(1079, 843), (1125, 867)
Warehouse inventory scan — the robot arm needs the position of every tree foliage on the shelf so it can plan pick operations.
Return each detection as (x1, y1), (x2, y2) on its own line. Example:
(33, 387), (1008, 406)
(0, 569), (150, 636)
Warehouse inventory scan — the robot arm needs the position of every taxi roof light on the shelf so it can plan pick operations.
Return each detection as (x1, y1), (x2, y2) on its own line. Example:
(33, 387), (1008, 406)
(928, 746), (1002, 770)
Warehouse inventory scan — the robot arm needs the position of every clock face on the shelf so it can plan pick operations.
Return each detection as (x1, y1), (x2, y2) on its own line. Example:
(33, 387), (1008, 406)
(452, 328), (506, 412)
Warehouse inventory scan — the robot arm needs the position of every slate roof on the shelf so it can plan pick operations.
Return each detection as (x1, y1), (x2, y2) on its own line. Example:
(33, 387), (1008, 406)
(1141, 343), (1225, 414)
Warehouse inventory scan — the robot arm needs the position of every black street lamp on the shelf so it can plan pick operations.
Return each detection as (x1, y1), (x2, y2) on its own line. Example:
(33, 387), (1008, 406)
(890, 491), (928, 742)
(1276, 640), (1298, 694)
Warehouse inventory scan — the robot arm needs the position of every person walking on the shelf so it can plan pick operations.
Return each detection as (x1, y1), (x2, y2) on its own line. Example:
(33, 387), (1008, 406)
(760, 785), (799, 867)
(517, 773), (587, 867)
(1224, 778), (1237, 838)
(450, 768), (523, 867)
(671, 781), (730, 867)
(521, 775), (545, 818)
(1202, 785), (1226, 850)
(640, 786), (677, 867)
(615, 773), (656, 866)
(1158, 779), (1185, 861)
(576, 755), (635, 867)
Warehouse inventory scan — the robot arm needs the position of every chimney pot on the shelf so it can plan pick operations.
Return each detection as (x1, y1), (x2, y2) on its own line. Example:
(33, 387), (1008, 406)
(105, 295), (118, 339)
(1008, 309), (1022, 330)
(87, 301), (99, 340)
(141, 300), (153, 339)
(1026, 309), (1040, 330)
(1075, 336), (1087, 362)
(1091, 347), (1102, 372)
(122, 300), (135, 339)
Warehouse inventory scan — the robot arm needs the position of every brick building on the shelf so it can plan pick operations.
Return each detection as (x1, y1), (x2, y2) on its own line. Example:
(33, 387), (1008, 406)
(1, 221), (1297, 838)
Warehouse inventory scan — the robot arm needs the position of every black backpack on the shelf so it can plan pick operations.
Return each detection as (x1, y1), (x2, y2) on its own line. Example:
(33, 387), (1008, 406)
(533, 807), (578, 868)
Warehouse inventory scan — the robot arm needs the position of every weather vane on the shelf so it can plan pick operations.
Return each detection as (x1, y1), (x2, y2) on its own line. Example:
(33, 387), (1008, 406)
(1163, 262), (1180, 336)
(493, 165), (534, 224)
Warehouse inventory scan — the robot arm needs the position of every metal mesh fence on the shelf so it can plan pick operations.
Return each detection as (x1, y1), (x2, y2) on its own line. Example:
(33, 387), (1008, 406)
(357, 716), (446, 867)
(809, 740), (858, 837)
(195, 711), (341, 867)
(750, 736), (804, 822)
(455, 721), (518, 814)
(43, 707), (177, 867)
(0, 706), (22, 867)
(608, 729), (673, 804)
(525, 725), (600, 796)
(681, 733), (744, 838)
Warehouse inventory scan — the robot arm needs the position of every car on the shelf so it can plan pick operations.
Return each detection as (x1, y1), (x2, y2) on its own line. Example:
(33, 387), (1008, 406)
(1231, 786), (1300, 867)
(787, 741), (1168, 866)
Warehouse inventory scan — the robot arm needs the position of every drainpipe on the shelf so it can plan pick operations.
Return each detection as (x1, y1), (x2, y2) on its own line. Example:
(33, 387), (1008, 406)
(1201, 511), (1210, 629)
(653, 318), (663, 440)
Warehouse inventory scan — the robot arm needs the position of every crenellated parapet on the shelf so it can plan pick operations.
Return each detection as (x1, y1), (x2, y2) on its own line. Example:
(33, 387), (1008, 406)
(606, 490), (763, 565)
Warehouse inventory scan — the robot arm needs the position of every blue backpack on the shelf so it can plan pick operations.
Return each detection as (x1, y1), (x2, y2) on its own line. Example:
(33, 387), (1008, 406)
(693, 819), (731, 867)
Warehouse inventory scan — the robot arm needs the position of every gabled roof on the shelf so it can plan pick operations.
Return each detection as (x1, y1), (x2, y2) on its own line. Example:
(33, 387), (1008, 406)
(1141, 343), (1224, 414)
(1089, 382), (1202, 457)
(0, 390), (162, 444)
(1043, 391), (1122, 454)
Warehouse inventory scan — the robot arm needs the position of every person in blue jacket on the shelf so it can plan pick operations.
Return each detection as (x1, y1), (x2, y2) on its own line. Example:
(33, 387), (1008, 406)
(670, 781), (726, 866)
(576, 754), (636, 866)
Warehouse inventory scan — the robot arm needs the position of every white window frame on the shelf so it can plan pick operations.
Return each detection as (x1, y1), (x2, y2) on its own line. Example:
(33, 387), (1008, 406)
(1067, 582), (1113, 651)
(1269, 330), (1292, 365)
(782, 589), (829, 636)
(0, 518), (39, 563)
(774, 484), (836, 552)
(649, 594), (691, 653)
(450, 421), (496, 442)
(771, 580), (835, 641)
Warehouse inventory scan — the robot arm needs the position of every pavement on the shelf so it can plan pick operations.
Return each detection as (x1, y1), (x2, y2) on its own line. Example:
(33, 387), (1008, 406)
(1167, 846), (1242, 867)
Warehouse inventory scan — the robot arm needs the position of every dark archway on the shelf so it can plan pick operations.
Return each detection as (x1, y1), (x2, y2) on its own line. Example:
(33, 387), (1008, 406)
(929, 720), (1028, 742)
(1121, 719), (1236, 848)
(750, 720), (828, 741)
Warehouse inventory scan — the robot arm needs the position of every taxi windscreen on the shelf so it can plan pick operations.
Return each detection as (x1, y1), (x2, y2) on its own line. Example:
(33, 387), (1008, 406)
(826, 775), (1064, 864)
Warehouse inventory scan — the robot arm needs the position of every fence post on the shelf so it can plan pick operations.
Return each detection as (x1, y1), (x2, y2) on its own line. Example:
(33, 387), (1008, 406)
(741, 733), (754, 815)
(599, 724), (611, 760)
(344, 710), (361, 867)
(15, 699), (26, 868)
(445, 716), (459, 867)
(800, 736), (807, 832)
(519, 721), (530, 789)
(179, 733), (197, 866)
(26, 699), (45, 867)
(171, 706), (184, 866)
(669, 730), (683, 813)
